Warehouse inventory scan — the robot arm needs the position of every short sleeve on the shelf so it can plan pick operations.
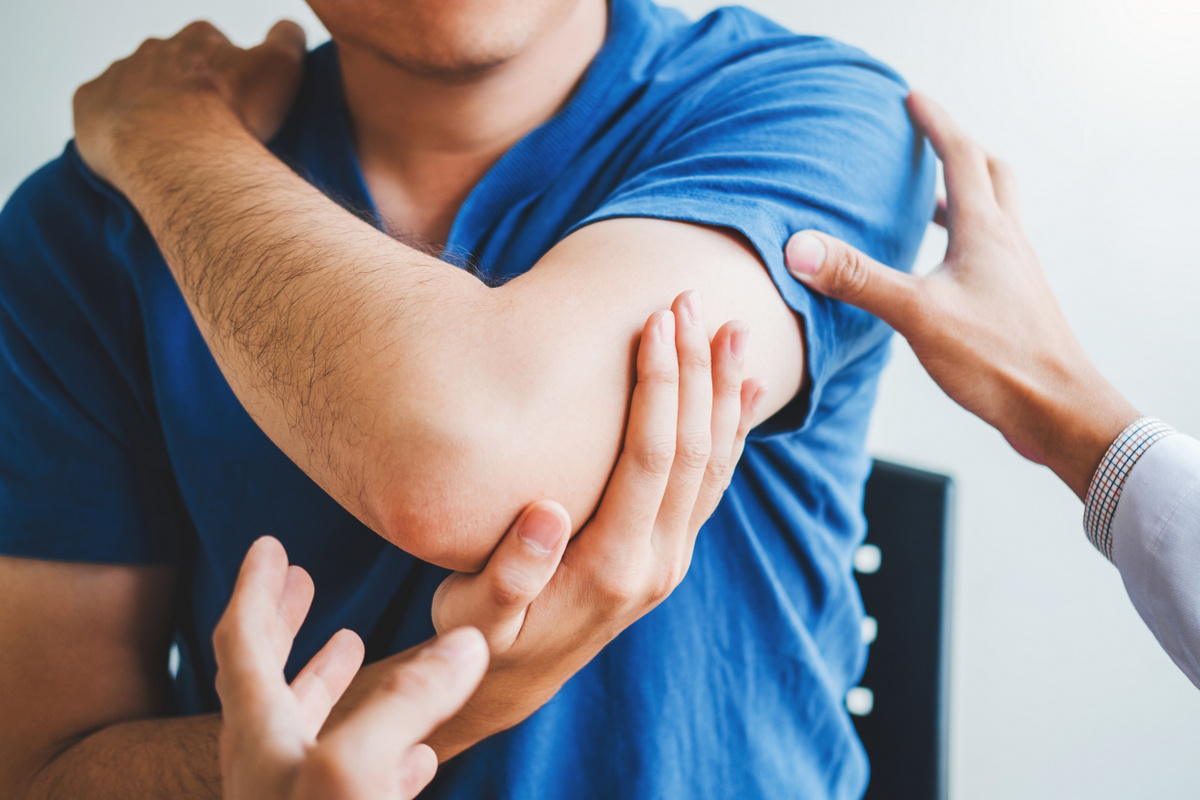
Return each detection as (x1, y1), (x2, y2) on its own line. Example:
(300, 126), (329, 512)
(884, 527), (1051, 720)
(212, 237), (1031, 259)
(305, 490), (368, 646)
(0, 146), (186, 564)
(568, 30), (936, 434)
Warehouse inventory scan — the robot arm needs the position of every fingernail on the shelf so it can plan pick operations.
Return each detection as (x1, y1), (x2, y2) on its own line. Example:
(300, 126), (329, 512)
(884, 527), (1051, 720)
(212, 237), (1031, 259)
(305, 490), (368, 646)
(751, 384), (768, 412)
(683, 291), (702, 326)
(429, 628), (486, 662)
(787, 233), (825, 277)
(729, 325), (748, 361)
(518, 505), (565, 555)
(655, 310), (674, 342)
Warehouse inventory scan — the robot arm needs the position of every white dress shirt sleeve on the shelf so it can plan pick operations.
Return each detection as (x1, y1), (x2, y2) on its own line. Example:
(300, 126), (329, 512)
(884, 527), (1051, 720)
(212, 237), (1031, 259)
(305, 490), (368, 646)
(1084, 419), (1200, 689)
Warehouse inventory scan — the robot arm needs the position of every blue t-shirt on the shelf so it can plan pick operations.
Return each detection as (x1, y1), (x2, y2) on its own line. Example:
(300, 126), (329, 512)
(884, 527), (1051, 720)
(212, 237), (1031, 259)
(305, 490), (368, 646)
(0, 0), (934, 797)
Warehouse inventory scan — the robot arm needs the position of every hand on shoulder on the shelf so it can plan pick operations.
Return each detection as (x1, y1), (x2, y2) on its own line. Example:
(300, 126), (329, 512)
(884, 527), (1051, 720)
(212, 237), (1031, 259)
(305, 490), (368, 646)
(784, 91), (1139, 499)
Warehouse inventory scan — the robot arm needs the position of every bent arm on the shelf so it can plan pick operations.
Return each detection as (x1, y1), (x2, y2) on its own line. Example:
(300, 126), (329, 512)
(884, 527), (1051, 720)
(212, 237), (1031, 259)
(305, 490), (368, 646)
(114, 110), (803, 571)
(0, 556), (229, 800)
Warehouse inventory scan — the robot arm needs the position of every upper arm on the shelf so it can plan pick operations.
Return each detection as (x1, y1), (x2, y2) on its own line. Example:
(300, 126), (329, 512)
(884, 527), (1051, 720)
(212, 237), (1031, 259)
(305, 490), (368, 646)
(377, 45), (934, 571)
(0, 556), (176, 794)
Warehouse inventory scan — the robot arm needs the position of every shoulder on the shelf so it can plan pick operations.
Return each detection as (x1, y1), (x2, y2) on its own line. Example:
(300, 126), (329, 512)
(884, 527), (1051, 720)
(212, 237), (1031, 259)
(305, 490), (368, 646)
(1, 143), (144, 280)
(0, 145), (154, 388)
(649, 4), (909, 107)
(1, 143), (131, 239)
(629, 5), (925, 197)
(0, 144), (144, 296)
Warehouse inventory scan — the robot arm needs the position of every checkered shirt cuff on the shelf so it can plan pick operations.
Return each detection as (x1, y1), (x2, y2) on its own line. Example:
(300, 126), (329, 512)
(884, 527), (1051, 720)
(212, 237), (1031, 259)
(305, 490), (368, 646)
(1083, 417), (1175, 561)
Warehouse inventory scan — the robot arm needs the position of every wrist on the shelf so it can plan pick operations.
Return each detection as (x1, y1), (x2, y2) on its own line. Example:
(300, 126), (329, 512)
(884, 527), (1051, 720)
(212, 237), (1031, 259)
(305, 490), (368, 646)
(1037, 370), (1140, 501)
(110, 96), (250, 199)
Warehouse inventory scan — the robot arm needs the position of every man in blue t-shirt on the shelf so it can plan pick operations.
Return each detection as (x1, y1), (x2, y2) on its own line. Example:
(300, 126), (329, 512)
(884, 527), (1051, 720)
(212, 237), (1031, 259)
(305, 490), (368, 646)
(0, 0), (934, 797)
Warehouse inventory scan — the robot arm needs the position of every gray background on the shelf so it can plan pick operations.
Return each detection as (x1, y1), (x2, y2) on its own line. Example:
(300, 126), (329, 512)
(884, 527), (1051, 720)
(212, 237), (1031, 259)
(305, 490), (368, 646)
(3, 0), (1198, 796)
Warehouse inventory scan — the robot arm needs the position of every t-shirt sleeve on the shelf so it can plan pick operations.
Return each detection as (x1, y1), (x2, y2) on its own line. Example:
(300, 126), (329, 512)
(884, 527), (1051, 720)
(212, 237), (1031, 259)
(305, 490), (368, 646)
(568, 32), (937, 435)
(0, 147), (186, 564)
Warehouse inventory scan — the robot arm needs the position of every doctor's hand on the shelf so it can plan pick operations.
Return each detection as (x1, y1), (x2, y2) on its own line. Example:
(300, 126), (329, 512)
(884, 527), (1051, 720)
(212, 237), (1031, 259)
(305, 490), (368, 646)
(213, 536), (487, 800)
(73, 19), (306, 193)
(415, 292), (762, 758)
(783, 91), (1138, 500)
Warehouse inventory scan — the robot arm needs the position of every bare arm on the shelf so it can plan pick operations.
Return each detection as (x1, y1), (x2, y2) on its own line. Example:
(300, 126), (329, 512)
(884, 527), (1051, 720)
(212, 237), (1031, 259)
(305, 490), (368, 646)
(0, 556), (228, 799)
(74, 24), (804, 571)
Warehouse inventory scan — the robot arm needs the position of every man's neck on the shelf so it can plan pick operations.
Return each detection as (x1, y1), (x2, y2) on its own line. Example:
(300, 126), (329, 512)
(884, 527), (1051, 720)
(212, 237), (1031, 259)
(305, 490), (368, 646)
(338, 1), (608, 245)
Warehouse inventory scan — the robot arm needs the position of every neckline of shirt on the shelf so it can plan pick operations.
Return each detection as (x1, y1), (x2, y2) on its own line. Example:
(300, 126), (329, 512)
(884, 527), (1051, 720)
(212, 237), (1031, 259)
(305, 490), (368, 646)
(299, 0), (660, 277)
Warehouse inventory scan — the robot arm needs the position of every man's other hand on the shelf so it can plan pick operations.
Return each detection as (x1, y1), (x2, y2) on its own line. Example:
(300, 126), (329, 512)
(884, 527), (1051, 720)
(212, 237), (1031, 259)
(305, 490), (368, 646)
(73, 20), (306, 192)
(213, 536), (488, 800)
(783, 91), (1138, 499)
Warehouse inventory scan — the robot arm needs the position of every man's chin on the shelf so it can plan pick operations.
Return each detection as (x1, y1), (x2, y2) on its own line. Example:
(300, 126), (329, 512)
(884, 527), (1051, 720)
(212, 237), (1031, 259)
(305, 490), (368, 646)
(373, 47), (516, 81)
(335, 27), (526, 82)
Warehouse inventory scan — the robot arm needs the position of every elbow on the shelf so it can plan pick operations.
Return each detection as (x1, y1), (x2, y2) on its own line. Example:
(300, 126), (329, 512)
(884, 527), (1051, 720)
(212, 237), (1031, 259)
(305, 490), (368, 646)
(358, 310), (618, 573)
(364, 407), (528, 574)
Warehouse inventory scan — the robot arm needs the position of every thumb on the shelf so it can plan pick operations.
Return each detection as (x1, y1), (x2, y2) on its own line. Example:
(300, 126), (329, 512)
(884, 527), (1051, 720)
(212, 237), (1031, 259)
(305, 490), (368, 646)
(785, 231), (923, 334)
(431, 501), (570, 650)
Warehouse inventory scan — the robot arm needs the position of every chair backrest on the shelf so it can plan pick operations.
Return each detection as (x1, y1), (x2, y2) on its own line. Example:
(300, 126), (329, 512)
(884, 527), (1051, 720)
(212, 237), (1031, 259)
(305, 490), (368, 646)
(851, 459), (954, 800)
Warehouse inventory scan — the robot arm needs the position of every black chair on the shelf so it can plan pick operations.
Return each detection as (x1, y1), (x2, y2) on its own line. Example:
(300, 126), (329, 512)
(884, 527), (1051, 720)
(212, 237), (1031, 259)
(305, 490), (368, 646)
(851, 460), (954, 800)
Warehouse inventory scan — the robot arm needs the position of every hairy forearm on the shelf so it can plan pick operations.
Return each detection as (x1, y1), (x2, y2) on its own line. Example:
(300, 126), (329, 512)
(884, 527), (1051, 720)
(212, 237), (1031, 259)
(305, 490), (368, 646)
(18, 714), (221, 800)
(116, 106), (499, 556)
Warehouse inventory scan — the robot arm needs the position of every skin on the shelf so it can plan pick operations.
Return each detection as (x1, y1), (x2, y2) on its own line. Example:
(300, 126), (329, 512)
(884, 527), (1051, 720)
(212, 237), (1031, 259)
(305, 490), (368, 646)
(784, 91), (1140, 500)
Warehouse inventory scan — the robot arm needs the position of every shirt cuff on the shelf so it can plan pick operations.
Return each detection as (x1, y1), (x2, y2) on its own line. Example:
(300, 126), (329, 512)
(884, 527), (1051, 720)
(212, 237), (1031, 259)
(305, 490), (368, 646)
(1083, 417), (1175, 562)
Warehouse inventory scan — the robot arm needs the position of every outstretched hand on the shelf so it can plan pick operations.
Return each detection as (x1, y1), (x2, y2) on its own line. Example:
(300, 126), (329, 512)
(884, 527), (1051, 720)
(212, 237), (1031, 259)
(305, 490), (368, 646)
(213, 536), (488, 800)
(784, 91), (1139, 499)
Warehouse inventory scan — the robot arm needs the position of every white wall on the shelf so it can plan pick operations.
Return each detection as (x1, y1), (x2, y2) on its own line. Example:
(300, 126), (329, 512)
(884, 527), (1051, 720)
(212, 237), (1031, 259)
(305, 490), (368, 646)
(3, 1), (1198, 797)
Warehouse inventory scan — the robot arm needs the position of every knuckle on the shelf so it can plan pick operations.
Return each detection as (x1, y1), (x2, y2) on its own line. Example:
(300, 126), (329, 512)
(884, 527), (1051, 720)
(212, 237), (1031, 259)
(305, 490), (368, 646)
(674, 434), (712, 473)
(827, 248), (870, 299)
(716, 375), (745, 400)
(705, 452), (732, 483)
(642, 362), (679, 391)
(680, 343), (711, 372)
(592, 571), (641, 608)
(182, 19), (218, 38)
(133, 37), (163, 57)
(632, 434), (677, 476)
(487, 565), (540, 609)
(647, 566), (683, 603)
